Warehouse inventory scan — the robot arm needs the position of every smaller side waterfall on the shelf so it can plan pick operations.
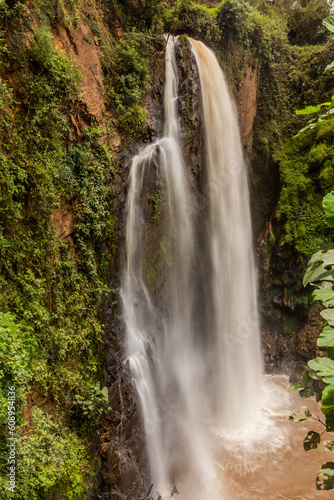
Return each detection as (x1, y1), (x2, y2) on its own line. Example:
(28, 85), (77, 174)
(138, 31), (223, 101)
(122, 38), (216, 495)
(122, 36), (263, 499)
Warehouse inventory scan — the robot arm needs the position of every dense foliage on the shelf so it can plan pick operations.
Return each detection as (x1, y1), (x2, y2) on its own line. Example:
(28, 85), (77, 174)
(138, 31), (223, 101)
(290, 191), (334, 490)
(0, 2), (115, 498)
(287, 15), (334, 491)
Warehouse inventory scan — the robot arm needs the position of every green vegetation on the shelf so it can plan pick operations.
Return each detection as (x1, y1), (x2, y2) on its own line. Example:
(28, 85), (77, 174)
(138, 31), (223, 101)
(290, 192), (334, 490)
(0, 2), (115, 498)
(105, 31), (159, 138)
(166, 0), (221, 43)
(288, 16), (334, 491)
(0, 0), (166, 496)
(274, 127), (334, 257)
(15, 407), (93, 500)
(149, 181), (164, 223)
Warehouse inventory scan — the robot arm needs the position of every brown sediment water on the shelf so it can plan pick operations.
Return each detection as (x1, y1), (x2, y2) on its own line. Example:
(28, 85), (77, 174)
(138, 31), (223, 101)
(174, 375), (333, 500)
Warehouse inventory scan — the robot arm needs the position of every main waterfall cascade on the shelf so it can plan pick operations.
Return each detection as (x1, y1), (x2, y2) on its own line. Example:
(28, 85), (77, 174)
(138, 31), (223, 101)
(122, 37), (263, 499)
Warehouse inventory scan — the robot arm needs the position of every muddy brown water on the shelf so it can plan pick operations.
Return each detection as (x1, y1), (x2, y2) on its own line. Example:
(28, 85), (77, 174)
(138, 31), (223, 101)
(170, 375), (334, 500)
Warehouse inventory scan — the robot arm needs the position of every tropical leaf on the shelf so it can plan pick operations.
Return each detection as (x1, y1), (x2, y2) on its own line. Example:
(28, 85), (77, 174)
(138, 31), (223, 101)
(312, 287), (334, 307)
(316, 462), (334, 491)
(289, 410), (312, 422)
(308, 368), (322, 381)
(321, 384), (334, 415)
(303, 431), (321, 451)
(295, 103), (331, 115)
(301, 371), (312, 384)
(323, 15), (334, 33)
(315, 280), (334, 289)
(323, 192), (334, 228)
(303, 250), (334, 286)
(294, 103), (334, 137)
(318, 326), (334, 348)
(308, 358), (334, 384)
(293, 117), (321, 137)
(324, 441), (334, 453)
(321, 309), (334, 326)
(293, 118), (322, 135)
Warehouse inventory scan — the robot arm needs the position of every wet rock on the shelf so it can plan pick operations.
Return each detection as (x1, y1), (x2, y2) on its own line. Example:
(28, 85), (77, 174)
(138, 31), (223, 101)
(175, 36), (205, 191)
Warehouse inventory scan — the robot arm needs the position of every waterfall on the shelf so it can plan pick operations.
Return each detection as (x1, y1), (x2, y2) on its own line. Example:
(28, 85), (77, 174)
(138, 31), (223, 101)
(122, 37), (263, 499)
(190, 40), (263, 429)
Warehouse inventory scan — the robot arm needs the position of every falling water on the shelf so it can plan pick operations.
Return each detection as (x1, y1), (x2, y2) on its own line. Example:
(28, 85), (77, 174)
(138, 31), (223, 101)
(122, 37), (263, 499)
(190, 40), (263, 429)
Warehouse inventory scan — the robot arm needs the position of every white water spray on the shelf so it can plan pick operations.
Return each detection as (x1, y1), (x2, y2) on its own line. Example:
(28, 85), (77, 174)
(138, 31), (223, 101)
(122, 37), (263, 499)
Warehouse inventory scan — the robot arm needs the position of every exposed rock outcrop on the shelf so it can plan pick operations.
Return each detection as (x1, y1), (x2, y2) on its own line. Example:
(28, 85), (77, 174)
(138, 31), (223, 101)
(51, 204), (75, 241)
(53, 21), (106, 124)
(233, 63), (259, 152)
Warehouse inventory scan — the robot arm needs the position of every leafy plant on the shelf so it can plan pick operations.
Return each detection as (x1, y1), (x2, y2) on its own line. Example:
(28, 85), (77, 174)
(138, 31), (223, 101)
(294, 15), (334, 136)
(73, 384), (111, 420)
(13, 407), (94, 500)
(290, 191), (334, 490)
(217, 0), (251, 40)
(105, 31), (158, 138)
(286, 0), (331, 46)
(166, 0), (221, 43)
(0, 6), (113, 497)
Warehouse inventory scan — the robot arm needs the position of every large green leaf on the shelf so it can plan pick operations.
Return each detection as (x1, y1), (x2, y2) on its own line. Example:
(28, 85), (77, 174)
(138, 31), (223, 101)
(321, 384), (334, 415)
(307, 368), (322, 381)
(315, 280), (334, 289)
(288, 383), (303, 391)
(323, 15), (334, 33)
(318, 327), (334, 348)
(312, 287), (334, 307)
(308, 358), (334, 384)
(321, 309), (334, 326)
(293, 117), (322, 137)
(294, 106), (334, 137)
(303, 250), (334, 285)
(323, 192), (334, 228)
(295, 102), (331, 115)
